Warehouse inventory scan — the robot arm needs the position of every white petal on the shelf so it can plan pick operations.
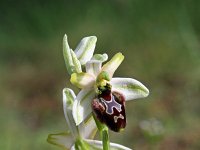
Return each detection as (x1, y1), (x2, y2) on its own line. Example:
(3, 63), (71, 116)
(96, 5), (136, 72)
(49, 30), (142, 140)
(86, 60), (102, 77)
(111, 78), (149, 101)
(47, 132), (73, 150)
(74, 36), (97, 65)
(79, 115), (97, 139)
(101, 53), (124, 79)
(63, 88), (78, 138)
(70, 72), (95, 89)
(85, 139), (132, 150)
(91, 53), (108, 62)
(72, 88), (96, 125)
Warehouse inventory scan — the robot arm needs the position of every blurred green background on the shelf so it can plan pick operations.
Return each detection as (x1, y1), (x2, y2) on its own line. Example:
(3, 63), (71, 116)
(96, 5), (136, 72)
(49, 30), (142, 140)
(0, 0), (200, 149)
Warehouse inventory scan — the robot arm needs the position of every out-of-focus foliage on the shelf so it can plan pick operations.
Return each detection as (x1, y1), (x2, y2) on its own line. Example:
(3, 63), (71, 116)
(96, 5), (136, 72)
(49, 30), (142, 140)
(0, 0), (200, 149)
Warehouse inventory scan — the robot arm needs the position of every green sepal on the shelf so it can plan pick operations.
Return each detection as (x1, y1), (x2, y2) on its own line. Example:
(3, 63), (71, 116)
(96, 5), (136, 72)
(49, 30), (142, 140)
(74, 36), (97, 65)
(47, 132), (73, 150)
(63, 34), (82, 75)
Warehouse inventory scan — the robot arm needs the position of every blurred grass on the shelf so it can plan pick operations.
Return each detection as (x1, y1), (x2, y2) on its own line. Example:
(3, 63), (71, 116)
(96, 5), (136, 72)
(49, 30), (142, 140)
(0, 0), (200, 149)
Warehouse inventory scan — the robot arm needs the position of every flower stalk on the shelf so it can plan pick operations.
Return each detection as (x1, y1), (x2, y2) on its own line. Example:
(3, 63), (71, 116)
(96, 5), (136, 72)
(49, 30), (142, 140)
(93, 114), (110, 150)
(102, 128), (110, 150)
(74, 138), (88, 150)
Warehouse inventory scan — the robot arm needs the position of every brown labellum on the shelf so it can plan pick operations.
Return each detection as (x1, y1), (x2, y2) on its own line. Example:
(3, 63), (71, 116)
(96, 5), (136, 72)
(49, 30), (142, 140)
(92, 89), (126, 132)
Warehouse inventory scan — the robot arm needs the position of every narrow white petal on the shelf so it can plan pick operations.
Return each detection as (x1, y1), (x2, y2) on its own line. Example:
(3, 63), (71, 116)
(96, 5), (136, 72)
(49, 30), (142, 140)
(47, 132), (73, 150)
(86, 60), (102, 77)
(111, 78), (149, 101)
(72, 88), (96, 125)
(63, 88), (79, 138)
(85, 139), (132, 150)
(91, 53), (108, 62)
(74, 36), (97, 65)
(101, 53), (124, 79)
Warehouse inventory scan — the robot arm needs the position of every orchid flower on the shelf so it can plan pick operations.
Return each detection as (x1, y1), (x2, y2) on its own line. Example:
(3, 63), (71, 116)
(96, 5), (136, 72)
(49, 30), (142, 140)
(71, 52), (149, 132)
(47, 35), (149, 150)
(47, 88), (132, 150)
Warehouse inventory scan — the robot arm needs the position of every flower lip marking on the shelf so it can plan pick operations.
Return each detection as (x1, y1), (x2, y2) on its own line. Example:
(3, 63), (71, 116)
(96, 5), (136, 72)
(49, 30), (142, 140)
(100, 95), (122, 115)
(93, 87), (127, 132)
(114, 114), (124, 123)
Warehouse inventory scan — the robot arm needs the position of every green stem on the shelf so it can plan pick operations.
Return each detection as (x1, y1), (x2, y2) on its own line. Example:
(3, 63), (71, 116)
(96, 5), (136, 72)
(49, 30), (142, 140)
(75, 137), (88, 150)
(102, 127), (110, 150)
(93, 114), (110, 150)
